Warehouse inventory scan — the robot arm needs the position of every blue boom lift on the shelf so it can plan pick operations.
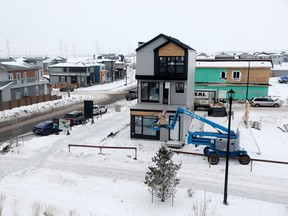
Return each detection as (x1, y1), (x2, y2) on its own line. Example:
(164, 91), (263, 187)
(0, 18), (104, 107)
(153, 107), (250, 165)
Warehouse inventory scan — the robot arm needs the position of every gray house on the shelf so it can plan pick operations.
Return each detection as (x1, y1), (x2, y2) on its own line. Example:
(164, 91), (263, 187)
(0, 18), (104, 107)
(49, 62), (95, 87)
(130, 34), (196, 142)
(0, 58), (51, 102)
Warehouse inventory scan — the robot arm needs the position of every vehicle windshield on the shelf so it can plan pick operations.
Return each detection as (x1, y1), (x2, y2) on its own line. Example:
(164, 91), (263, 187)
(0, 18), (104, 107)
(36, 121), (51, 127)
(65, 114), (76, 118)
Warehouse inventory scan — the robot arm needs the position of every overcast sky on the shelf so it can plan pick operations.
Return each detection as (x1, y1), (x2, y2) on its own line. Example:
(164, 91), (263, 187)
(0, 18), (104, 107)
(0, 0), (287, 58)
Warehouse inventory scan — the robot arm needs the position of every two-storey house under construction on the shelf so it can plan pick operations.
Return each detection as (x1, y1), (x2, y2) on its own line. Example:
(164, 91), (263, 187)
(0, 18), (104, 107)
(130, 34), (196, 142)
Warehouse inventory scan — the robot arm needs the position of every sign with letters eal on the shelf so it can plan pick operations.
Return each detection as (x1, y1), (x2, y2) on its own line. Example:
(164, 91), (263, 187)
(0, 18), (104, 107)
(195, 91), (208, 98)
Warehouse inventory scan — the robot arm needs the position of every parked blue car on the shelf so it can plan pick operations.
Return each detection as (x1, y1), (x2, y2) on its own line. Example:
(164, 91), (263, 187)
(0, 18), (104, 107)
(32, 120), (60, 135)
(278, 75), (288, 83)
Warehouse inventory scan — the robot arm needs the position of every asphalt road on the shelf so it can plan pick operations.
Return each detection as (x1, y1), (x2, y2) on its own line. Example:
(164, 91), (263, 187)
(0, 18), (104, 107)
(0, 91), (127, 143)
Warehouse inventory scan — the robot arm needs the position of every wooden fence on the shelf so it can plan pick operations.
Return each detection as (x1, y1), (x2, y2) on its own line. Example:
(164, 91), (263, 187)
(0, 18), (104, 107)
(0, 94), (62, 111)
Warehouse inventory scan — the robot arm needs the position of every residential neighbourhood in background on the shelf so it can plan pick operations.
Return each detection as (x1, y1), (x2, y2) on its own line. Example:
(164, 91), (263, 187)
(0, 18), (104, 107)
(1, 33), (288, 113)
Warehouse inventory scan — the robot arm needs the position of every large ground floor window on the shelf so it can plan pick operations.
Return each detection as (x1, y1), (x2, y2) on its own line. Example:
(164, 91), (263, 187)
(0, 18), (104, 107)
(131, 115), (159, 139)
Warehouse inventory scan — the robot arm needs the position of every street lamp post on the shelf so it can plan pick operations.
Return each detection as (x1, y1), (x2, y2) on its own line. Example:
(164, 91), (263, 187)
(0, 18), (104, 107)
(245, 60), (251, 100)
(223, 89), (236, 205)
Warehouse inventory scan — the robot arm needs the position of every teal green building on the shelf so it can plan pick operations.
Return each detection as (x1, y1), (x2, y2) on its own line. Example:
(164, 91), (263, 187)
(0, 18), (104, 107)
(195, 60), (272, 100)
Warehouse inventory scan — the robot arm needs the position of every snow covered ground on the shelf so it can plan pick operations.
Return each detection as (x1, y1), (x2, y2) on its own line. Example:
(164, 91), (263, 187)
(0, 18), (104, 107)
(0, 77), (287, 216)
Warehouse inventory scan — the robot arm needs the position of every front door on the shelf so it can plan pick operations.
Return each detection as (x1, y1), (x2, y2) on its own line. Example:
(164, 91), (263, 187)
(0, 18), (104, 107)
(163, 82), (170, 104)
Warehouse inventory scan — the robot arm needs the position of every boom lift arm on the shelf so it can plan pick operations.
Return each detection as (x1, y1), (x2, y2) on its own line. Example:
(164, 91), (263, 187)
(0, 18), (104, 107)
(153, 107), (250, 165)
(154, 107), (236, 138)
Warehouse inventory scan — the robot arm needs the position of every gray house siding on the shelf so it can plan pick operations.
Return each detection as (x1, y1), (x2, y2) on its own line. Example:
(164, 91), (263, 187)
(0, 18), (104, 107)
(0, 88), (11, 102)
(187, 50), (196, 110)
(0, 60), (51, 102)
(136, 37), (167, 76)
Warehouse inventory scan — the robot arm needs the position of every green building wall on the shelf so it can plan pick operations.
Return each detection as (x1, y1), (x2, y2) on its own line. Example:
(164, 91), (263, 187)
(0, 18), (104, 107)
(195, 68), (269, 100)
(196, 68), (227, 83)
(195, 85), (268, 100)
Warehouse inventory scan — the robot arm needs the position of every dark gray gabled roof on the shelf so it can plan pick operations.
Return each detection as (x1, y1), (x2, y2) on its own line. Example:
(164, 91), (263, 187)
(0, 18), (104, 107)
(136, 33), (195, 52)
(0, 80), (14, 90)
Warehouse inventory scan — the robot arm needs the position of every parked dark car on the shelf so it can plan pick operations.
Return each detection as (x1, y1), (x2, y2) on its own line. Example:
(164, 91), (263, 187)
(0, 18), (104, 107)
(60, 86), (75, 92)
(125, 90), (137, 100)
(93, 105), (107, 115)
(64, 111), (85, 125)
(32, 120), (60, 135)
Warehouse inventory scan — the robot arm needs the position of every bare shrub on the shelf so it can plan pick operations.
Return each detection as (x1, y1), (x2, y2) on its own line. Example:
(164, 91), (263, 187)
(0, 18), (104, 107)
(0, 193), (6, 216)
(187, 188), (194, 197)
(10, 118), (23, 148)
(43, 204), (63, 216)
(13, 200), (20, 216)
(69, 209), (79, 216)
(192, 192), (216, 216)
(31, 201), (43, 216)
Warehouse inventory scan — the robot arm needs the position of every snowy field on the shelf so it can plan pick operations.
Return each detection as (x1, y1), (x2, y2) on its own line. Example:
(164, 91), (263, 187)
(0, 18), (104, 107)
(0, 77), (288, 215)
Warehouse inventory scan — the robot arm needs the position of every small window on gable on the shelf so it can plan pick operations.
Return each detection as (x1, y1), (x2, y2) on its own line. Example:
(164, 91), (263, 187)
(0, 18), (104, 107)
(232, 71), (242, 80)
(220, 71), (227, 79)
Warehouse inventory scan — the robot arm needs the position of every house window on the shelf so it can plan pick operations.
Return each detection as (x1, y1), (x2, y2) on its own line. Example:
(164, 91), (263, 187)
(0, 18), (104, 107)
(24, 87), (28, 96)
(175, 82), (184, 93)
(141, 82), (159, 102)
(23, 72), (27, 83)
(134, 116), (142, 134)
(132, 115), (158, 137)
(169, 116), (180, 141)
(220, 71), (227, 79)
(35, 71), (39, 81)
(8, 74), (13, 80)
(39, 70), (43, 78)
(16, 73), (21, 84)
(143, 116), (157, 136)
(60, 76), (66, 82)
(158, 56), (184, 74)
(36, 86), (39, 95)
(232, 71), (242, 80)
(16, 92), (21, 100)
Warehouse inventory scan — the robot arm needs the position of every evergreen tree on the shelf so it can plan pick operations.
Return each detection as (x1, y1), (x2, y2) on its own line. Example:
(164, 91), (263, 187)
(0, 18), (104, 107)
(144, 145), (182, 202)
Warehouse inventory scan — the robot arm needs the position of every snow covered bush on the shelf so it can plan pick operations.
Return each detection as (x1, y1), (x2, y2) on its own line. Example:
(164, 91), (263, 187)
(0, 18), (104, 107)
(144, 145), (182, 202)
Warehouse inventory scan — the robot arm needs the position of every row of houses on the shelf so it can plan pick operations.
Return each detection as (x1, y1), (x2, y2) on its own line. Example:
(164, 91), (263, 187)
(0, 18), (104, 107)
(0, 54), (129, 104)
(0, 58), (51, 103)
(46, 54), (127, 87)
(197, 50), (288, 65)
(129, 33), (276, 142)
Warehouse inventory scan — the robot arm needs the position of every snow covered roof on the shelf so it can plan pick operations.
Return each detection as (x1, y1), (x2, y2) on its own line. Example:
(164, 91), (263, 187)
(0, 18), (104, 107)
(49, 62), (102, 68)
(272, 62), (288, 70)
(196, 61), (272, 68)
(0, 59), (40, 70)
